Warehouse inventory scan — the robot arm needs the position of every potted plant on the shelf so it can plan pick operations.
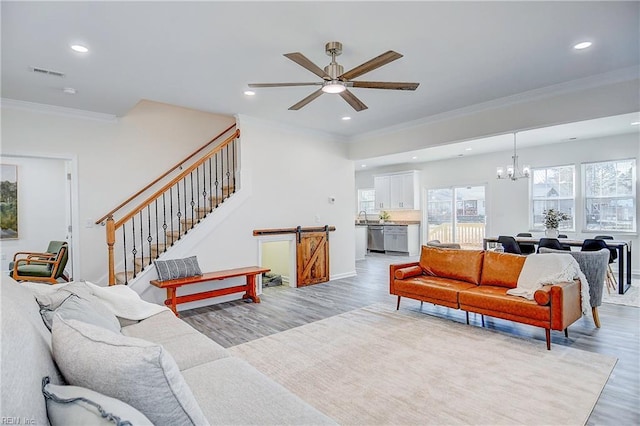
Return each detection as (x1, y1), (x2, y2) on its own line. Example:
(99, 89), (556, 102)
(379, 211), (390, 223)
(543, 208), (571, 237)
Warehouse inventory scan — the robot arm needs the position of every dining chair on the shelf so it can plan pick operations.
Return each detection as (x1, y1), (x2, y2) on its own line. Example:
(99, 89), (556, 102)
(537, 238), (569, 253)
(557, 234), (572, 251)
(515, 232), (536, 255)
(594, 235), (618, 264)
(497, 236), (522, 255)
(582, 239), (617, 293)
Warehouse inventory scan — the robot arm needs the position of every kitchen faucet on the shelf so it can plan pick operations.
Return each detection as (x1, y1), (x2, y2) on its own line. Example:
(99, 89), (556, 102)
(357, 210), (369, 224)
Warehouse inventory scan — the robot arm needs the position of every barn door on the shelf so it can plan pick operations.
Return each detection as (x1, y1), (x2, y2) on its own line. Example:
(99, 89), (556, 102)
(296, 228), (330, 286)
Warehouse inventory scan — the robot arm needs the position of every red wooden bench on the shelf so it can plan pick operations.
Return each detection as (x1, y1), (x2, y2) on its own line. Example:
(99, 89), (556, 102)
(150, 266), (270, 316)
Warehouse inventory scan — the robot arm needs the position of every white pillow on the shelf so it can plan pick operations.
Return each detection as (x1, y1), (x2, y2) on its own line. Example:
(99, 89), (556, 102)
(42, 378), (152, 426)
(51, 316), (209, 426)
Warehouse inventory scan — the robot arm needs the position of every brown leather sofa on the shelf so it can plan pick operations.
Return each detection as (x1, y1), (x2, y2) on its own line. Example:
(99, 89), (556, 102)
(390, 246), (583, 350)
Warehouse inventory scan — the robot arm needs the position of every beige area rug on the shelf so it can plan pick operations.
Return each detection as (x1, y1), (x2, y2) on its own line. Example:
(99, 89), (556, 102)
(602, 280), (640, 307)
(229, 304), (617, 425)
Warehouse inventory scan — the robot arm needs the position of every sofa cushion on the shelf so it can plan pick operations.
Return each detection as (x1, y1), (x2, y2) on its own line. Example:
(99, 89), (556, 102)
(419, 245), (484, 285)
(51, 316), (209, 426)
(459, 286), (550, 322)
(122, 310), (229, 370)
(394, 276), (477, 305)
(42, 379), (153, 426)
(39, 293), (121, 333)
(182, 357), (336, 425)
(1, 278), (65, 426)
(479, 251), (527, 288)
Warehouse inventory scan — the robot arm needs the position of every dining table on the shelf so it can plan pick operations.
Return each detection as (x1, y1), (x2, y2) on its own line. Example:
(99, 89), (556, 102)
(483, 236), (632, 294)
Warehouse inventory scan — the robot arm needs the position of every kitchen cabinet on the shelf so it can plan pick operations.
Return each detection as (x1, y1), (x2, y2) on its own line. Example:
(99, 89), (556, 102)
(374, 171), (420, 210)
(383, 224), (420, 256)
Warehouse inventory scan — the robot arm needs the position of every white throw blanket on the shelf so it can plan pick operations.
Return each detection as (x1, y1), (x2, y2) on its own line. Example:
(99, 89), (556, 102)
(507, 254), (591, 315)
(84, 281), (169, 320)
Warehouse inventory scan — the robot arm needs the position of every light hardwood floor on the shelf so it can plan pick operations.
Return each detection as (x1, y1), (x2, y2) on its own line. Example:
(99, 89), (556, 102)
(181, 253), (640, 425)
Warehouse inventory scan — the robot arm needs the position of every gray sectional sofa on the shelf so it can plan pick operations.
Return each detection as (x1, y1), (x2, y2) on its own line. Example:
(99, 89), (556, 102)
(1, 276), (334, 425)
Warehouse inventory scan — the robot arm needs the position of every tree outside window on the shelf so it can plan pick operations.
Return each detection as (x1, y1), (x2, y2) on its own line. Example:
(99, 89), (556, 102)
(583, 159), (636, 232)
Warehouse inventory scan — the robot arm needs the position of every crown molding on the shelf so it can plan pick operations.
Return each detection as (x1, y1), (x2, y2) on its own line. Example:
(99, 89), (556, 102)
(0, 98), (118, 122)
(349, 66), (640, 143)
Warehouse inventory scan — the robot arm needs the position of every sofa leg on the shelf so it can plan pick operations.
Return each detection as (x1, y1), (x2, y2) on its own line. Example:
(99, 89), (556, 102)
(420, 301), (423, 309)
(481, 315), (485, 327)
(545, 329), (551, 350)
(396, 296), (401, 310)
(465, 311), (469, 325)
(592, 307), (601, 328)
(564, 328), (569, 338)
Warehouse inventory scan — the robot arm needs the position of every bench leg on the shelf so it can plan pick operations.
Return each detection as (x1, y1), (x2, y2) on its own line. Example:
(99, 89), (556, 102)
(242, 274), (261, 303)
(166, 288), (179, 317)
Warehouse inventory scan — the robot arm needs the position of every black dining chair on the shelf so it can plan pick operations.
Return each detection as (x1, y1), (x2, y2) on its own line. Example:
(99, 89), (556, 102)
(595, 235), (618, 263)
(537, 238), (569, 253)
(516, 232), (536, 255)
(497, 235), (522, 255)
(583, 238), (617, 293)
(557, 234), (572, 251)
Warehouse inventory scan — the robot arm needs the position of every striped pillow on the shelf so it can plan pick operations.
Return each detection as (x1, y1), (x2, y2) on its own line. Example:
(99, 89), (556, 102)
(154, 256), (202, 282)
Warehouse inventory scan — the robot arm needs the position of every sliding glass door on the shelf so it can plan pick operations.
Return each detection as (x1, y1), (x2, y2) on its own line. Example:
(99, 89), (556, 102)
(426, 185), (486, 249)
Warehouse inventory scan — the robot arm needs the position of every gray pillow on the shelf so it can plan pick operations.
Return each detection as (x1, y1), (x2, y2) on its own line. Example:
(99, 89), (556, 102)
(39, 294), (121, 333)
(154, 256), (202, 281)
(51, 316), (209, 426)
(42, 377), (153, 426)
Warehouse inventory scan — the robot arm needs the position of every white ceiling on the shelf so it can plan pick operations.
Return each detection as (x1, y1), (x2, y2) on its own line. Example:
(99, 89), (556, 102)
(2, 1), (639, 156)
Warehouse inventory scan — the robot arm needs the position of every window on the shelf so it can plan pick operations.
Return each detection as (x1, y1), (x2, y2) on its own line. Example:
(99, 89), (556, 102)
(531, 165), (575, 230)
(426, 185), (486, 248)
(357, 189), (376, 214)
(583, 159), (636, 232)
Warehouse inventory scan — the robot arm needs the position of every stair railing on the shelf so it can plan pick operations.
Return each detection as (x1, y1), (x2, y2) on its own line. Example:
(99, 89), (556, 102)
(97, 126), (239, 285)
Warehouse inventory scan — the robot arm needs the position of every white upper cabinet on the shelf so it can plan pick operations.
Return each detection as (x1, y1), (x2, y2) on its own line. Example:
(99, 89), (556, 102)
(374, 171), (420, 210)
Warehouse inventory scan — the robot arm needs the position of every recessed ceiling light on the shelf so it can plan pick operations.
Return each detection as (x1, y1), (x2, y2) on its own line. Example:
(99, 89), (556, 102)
(631, 121), (640, 126)
(465, 147), (473, 151)
(70, 44), (89, 53)
(573, 41), (592, 50)
(361, 164), (367, 168)
(411, 156), (418, 160)
(341, 116), (351, 121)
(62, 87), (76, 95)
(243, 90), (255, 96)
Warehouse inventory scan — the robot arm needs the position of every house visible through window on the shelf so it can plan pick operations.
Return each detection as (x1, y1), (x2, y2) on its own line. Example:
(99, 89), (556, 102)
(357, 189), (376, 214)
(531, 165), (575, 230)
(583, 159), (636, 232)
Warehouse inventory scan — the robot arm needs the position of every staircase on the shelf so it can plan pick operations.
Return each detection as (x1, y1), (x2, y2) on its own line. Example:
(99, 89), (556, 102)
(96, 125), (239, 285)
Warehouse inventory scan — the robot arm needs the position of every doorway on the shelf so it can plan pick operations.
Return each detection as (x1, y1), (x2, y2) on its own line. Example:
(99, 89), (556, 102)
(425, 185), (486, 249)
(259, 236), (296, 288)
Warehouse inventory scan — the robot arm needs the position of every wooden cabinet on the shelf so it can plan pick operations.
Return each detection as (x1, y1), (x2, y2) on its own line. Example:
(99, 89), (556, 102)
(374, 171), (420, 210)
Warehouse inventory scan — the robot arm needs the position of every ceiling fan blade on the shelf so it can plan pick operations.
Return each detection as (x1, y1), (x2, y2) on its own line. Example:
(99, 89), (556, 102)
(248, 82), (323, 88)
(289, 89), (324, 110)
(339, 89), (368, 112)
(339, 51), (403, 81)
(284, 52), (331, 80)
(351, 81), (419, 91)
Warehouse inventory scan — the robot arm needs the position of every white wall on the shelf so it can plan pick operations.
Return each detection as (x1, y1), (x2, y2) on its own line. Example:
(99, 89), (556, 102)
(356, 133), (640, 275)
(0, 157), (68, 272)
(1, 100), (236, 280)
(0, 104), (357, 291)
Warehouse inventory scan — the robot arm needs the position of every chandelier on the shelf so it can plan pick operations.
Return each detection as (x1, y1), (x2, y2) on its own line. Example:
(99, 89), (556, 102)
(496, 132), (530, 180)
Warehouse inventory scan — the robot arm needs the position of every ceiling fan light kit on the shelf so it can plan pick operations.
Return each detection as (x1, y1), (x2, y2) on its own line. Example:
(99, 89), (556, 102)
(248, 41), (419, 112)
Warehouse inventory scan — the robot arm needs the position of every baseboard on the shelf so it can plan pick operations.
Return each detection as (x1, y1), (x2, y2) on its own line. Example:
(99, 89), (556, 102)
(330, 271), (357, 281)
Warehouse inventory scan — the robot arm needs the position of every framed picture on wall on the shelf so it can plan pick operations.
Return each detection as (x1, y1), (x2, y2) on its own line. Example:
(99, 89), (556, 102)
(1, 164), (18, 239)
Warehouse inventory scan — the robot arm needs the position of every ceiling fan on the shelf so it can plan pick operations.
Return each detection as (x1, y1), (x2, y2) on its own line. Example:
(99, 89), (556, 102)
(248, 41), (419, 112)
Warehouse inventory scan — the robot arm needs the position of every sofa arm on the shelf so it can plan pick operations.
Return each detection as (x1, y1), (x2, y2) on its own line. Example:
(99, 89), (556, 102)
(389, 262), (421, 293)
(534, 280), (582, 331)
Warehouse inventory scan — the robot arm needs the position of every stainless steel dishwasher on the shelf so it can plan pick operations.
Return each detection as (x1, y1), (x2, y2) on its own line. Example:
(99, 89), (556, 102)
(367, 225), (385, 252)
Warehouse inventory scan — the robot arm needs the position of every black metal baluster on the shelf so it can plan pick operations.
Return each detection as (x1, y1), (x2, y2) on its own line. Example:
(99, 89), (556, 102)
(196, 166), (201, 224)
(232, 138), (236, 193)
(183, 177), (188, 234)
(214, 152), (219, 208)
(169, 187), (175, 246)
(154, 199), (159, 260)
(162, 192), (168, 252)
(208, 157), (213, 213)
(176, 181), (182, 241)
(225, 144), (229, 199)
(131, 217), (137, 278)
(139, 211), (144, 273)
(190, 171), (195, 229)
(146, 205), (152, 267)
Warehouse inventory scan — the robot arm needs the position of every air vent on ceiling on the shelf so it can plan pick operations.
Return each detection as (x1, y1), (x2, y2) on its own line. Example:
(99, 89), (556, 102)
(30, 67), (65, 78)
